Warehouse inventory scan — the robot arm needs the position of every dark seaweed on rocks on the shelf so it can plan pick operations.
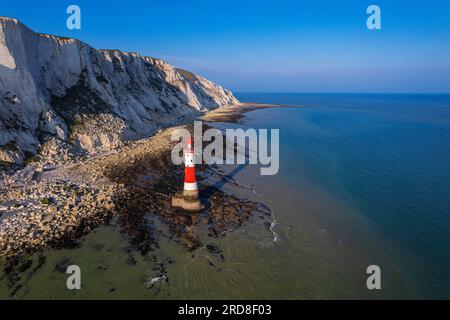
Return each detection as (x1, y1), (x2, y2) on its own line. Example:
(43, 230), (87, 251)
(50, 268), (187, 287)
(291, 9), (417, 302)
(54, 258), (74, 273)
(103, 125), (273, 256)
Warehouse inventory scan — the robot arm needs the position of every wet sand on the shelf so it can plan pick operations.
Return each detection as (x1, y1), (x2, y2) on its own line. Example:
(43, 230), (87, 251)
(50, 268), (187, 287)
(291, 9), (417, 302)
(201, 103), (281, 123)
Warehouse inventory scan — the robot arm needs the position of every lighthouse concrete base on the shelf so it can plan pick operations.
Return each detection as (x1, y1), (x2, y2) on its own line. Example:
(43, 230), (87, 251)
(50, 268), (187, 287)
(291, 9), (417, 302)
(183, 189), (199, 199)
(172, 192), (204, 211)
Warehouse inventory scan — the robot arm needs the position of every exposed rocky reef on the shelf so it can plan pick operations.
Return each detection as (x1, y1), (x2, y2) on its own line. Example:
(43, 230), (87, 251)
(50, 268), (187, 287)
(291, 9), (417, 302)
(0, 122), (272, 260)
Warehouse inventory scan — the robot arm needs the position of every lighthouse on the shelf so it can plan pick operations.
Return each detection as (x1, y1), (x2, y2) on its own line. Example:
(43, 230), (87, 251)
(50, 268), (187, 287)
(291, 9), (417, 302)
(183, 137), (199, 199)
(172, 136), (203, 211)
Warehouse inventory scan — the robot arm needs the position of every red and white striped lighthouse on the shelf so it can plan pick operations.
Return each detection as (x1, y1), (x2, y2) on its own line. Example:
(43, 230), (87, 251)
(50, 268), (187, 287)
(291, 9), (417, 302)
(183, 136), (199, 199)
(172, 135), (203, 211)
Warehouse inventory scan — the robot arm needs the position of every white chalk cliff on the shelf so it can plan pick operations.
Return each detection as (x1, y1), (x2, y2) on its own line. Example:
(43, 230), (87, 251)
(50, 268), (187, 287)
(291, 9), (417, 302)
(0, 17), (239, 164)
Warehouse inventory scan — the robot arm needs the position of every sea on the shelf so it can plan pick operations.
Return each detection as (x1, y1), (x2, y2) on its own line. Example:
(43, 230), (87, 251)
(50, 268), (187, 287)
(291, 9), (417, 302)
(1, 93), (449, 299)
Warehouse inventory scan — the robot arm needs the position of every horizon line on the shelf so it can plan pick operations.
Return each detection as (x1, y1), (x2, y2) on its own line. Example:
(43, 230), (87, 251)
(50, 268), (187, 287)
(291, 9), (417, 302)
(234, 91), (450, 95)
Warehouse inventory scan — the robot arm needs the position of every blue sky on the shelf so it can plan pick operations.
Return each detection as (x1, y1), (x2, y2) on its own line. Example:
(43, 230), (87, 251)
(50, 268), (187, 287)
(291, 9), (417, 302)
(1, 0), (449, 93)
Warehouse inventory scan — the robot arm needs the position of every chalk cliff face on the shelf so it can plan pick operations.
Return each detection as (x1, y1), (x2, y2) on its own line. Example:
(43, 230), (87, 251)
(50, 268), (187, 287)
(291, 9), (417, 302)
(0, 17), (239, 164)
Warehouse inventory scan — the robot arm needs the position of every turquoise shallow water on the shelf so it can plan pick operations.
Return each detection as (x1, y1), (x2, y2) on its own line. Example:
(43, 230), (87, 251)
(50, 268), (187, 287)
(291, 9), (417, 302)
(236, 93), (450, 298)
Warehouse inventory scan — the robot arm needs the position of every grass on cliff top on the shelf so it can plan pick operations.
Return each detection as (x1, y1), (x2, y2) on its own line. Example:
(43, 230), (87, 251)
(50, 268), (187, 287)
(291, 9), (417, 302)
(176, 69), (198, 82)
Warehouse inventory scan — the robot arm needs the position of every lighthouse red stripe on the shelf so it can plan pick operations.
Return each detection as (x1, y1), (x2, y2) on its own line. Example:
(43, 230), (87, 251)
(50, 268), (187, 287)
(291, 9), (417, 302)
(184, 167), (197, 183)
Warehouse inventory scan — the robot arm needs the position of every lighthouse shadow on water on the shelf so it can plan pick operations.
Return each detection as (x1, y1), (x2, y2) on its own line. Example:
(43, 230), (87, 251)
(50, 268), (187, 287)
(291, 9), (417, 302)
(202, 164), (248, 201)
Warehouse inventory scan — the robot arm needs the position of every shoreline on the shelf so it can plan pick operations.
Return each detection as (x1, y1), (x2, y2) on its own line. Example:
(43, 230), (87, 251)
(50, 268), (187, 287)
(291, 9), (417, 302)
(0, 103), (274, 260)
(201, 102), (282, 123)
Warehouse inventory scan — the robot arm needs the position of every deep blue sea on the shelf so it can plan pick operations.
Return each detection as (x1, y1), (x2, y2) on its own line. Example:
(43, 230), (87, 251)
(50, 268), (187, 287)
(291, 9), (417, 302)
(235, 93), (450, 298)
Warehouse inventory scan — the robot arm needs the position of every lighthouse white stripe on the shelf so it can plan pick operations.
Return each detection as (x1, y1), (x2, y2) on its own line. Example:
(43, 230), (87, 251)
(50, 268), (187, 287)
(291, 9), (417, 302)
(184, 182), (198, 190)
